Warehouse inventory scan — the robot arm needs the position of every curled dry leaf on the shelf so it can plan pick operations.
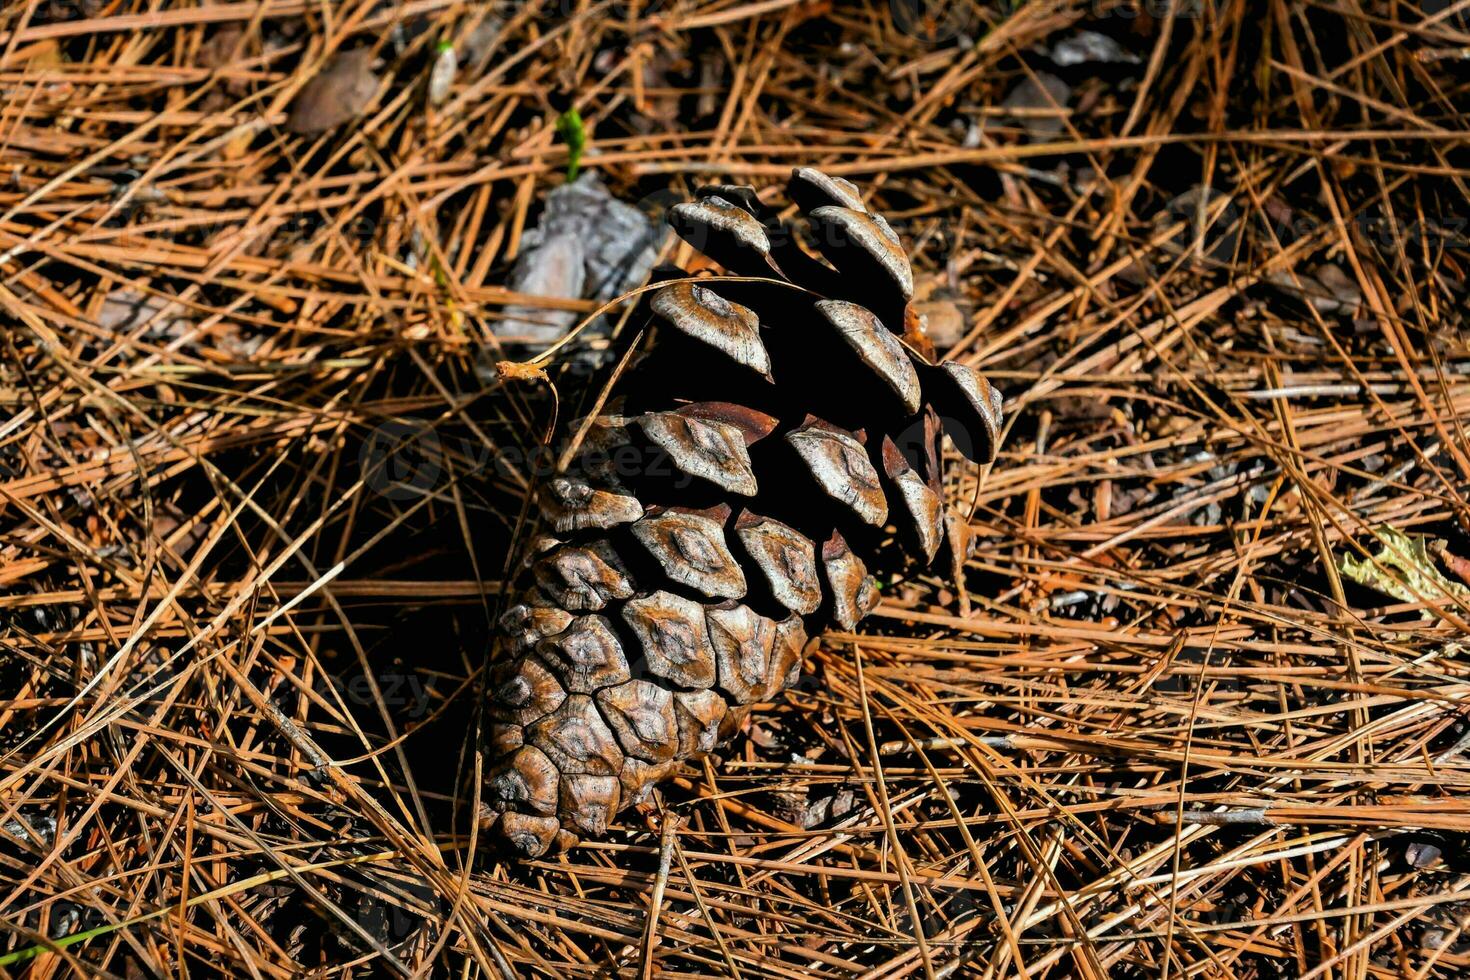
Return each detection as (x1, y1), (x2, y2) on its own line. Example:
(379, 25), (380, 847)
(1339, 526), (1470, 615)
(496, 360), (550, 384)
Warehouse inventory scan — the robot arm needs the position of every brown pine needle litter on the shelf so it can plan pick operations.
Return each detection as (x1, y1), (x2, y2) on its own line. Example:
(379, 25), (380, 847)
(3, 1), (1470, 976)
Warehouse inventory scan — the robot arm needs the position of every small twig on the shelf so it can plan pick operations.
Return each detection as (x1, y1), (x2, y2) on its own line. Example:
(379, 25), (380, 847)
(639, 810), (681, 980)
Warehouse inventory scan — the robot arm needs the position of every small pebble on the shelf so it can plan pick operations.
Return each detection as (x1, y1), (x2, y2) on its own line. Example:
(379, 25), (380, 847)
(1051, 31), (1141, 67)
(1406, 841), (1443, 869)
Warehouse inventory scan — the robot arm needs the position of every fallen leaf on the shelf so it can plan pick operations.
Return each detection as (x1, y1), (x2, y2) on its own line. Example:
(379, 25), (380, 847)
(198, 27), (242, 68)
(221, 125), (256, 160)
(286, 49), (378, 135)
(99, 289), (191, 340)
(1340, 526), (1470, 614)
(1310, 263), (1362, 315)
(911, 298), (967, 349)
(22, 40), (63, 69)
(462, 16), (504, 72)
(1002, 72), (1071, 140)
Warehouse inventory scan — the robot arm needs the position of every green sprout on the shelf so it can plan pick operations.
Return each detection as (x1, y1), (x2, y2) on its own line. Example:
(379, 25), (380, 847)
(556, 107), (586, 182)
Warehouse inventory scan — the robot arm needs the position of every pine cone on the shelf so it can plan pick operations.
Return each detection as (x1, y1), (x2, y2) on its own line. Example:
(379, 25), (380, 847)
(485, 169), (1004, 858)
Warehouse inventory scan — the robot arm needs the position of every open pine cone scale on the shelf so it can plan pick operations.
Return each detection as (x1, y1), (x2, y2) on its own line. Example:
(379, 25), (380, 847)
(486, 169), (1004, 858)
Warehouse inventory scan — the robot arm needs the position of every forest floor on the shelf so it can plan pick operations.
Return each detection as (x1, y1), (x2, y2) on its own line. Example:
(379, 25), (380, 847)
(3, 1), (1470, 977)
